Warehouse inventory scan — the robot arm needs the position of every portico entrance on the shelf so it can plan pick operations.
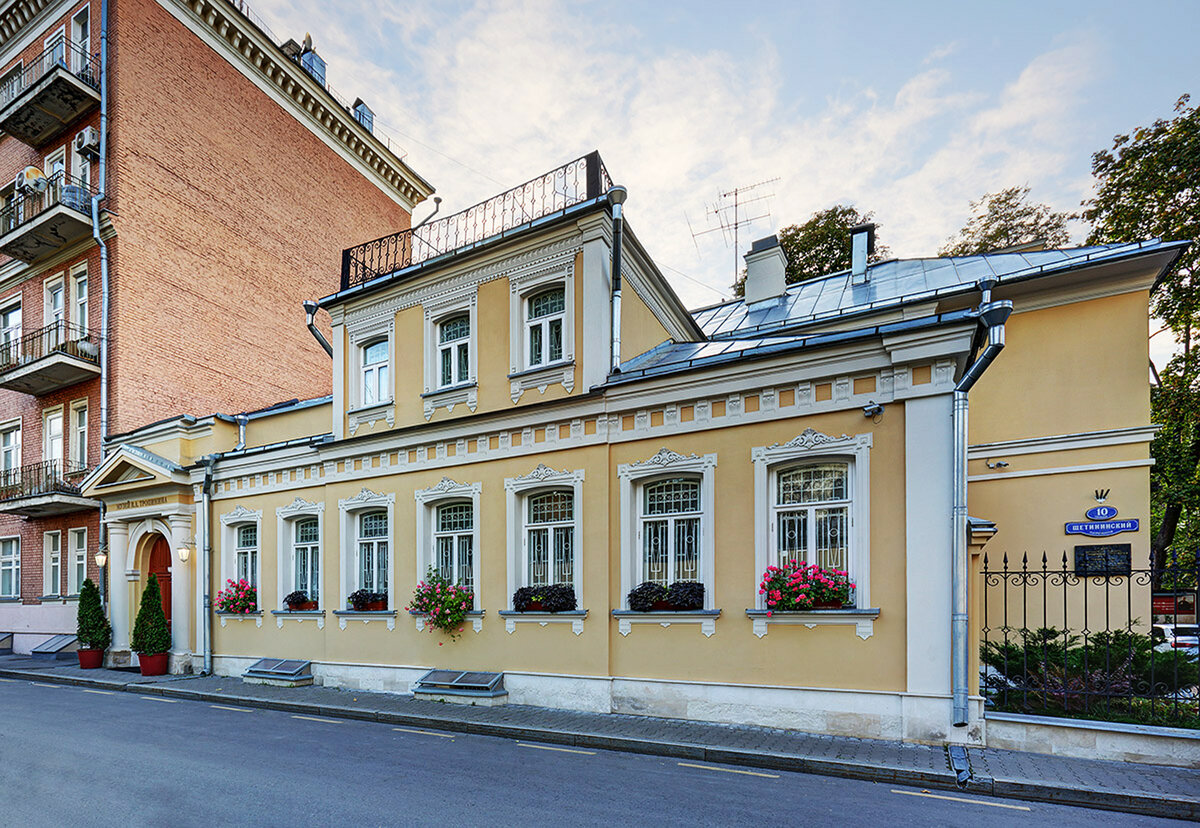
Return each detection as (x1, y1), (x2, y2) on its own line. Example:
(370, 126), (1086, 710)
(147, 534), (172, 626)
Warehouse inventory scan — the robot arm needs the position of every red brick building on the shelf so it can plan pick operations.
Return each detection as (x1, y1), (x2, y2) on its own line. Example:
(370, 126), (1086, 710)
(0, 0), (432, 651)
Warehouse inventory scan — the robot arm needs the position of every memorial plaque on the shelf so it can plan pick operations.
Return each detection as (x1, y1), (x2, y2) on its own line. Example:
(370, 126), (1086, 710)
(1073, 544), (1132, 577)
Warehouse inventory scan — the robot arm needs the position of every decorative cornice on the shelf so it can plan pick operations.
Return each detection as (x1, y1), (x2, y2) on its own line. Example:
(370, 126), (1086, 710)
(338, 487), (394, 510)
(415, 476), (480, 502)
(0, 0), (54, 48)
(166, 0), (432, 206)
(504, 463), (584, 491)
(752, 430), (872, 464)
(219, 505), (262, 525)
(618, 448), (717, 480)
(277, 497), (324, 519)
(778, 428), (850, 450)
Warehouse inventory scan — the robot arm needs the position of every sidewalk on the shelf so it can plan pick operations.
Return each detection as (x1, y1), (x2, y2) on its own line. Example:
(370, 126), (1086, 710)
(3, 656), (1197, 821)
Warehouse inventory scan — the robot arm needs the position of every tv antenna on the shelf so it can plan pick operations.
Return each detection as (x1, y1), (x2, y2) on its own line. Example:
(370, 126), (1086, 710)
(688, 178), (779, 285)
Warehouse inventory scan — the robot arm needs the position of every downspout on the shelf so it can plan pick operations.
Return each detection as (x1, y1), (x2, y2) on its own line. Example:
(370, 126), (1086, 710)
(951, 277), (1013, 726)
(302, 300), (332, 357)
(199, 457), (214, 675)
(607, 185), (627, 373)
(91, 0), (111, 614)
(234, 414), (247, 451)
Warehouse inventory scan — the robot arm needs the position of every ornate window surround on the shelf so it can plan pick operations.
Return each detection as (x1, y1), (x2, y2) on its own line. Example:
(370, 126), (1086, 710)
(422, 286), (478, 419)
(414, 477), (483, 610)
(346, 314), (395, 436)
(750, 428), (874, 638)
(275, 497), (325, 614)
(219, 505), (263, 594)
(507, 253), (575, 403)
(337, 487), (395, 623)
(617, 448), (718, 612)
(503, 463), (585, 612)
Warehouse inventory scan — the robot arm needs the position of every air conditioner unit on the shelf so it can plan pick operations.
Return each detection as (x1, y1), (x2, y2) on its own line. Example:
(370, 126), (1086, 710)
(73, 126), (100, 159)
(15, 166), (46, 193)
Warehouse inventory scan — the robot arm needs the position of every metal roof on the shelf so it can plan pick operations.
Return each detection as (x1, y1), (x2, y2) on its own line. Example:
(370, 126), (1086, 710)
(691, 239), (1188, 340)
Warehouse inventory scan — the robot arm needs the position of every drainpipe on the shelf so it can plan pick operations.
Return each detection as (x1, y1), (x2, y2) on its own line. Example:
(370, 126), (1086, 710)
(302, 300), (332, 357)
(234, 414), (247, 451)
(198, 457), (214, 675)
(951, 277), (1013, 726)
(91, 0), (111, 618)
(607, 185), (627, 373)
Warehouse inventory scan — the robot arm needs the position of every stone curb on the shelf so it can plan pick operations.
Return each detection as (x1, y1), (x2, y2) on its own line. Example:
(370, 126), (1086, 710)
(2, 667), (1197, 821)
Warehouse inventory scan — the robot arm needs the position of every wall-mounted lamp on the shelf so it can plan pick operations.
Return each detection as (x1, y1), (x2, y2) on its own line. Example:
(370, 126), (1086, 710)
(177, 544), (192, 564)
(94, 546), (108, 605)
(94, 549), (108, 568)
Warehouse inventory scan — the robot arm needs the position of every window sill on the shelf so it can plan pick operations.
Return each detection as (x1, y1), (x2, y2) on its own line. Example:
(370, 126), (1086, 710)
(346, 400), (394, 416)
(508, 360), (574, 402)
(409, 609), (485, 634)
(421, 382), (477, 419)
(347, 400), (394, 436)
(333, 609), (397, 630)
(216, 610), (263, 628)
(611, 609), (721, 637)
(271, 609), (326, 630)
(498, 609), (587, 635)
(37, 594), (73, 602)
(744, 608), (879, 640)
(0, 597), (21, 603)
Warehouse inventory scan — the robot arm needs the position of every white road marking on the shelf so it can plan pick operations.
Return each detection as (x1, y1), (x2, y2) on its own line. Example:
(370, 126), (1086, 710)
(677, 762), (779, 778)
(82, 689), (114, 695)
(890, 789), (1032, 811)
(291, 714), (340, 724)
(394, 727), (454, 739)
(139, 695), (179, 703)
(516, 742), (595, 755)
(32, 682), (60, 688)
(211, 704), (252, 713)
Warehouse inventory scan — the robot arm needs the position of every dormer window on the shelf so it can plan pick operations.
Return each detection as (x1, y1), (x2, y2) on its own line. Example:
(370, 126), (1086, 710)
(361, 340), (389, 406)
(438, 314), (471, 388)
(526, 286), (565, 368)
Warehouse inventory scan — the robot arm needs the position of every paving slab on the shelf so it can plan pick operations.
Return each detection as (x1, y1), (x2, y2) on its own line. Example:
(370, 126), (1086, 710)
(2, 656), (1197, 820)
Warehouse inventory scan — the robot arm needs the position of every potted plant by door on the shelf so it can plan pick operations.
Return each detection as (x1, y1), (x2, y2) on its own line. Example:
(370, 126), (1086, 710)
(75, 577), (110, 669)
(131, 574), (171, 676)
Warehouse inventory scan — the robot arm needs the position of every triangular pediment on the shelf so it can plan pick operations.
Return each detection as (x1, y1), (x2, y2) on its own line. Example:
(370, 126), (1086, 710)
(80, 445), (190, 499)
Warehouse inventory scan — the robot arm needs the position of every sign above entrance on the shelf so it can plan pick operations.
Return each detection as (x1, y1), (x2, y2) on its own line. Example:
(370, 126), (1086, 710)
(1085, 505), (1118, 521)
(1065, 503), (1138, 538)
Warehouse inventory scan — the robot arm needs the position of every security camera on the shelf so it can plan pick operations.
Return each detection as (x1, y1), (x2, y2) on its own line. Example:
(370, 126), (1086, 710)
(862, 401), (883, 418)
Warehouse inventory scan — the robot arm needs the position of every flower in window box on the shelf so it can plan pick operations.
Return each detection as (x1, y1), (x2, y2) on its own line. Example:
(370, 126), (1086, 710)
(215, 578), (257, 613)
(667, 581), (705, 611)
(284, 590), (318, 611)
(627, 581), (670, 612)
(513, 583), (576, 613)
(759, 564), (854, 613)
(406, 568), (473, 638)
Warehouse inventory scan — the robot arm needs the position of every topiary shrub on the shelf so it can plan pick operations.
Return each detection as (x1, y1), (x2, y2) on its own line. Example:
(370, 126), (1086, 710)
(627, 581), (669, 612)
(76, 577), (110, 651)
(131, 574), (171, 655)
(667, 581), (705, 611)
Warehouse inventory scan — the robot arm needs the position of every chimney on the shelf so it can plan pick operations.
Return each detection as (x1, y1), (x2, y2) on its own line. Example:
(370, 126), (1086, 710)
(743, 235), (788, 305)
(850, 223), (875, 282)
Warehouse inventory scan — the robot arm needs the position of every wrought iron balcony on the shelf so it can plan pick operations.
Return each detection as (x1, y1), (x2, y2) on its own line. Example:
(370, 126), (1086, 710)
(0, 459), (96, 517)
(0, 320), (100, 395)
(0, 172), (95, 263)
(340, 151), (612, 291)
(0, 38), (100, 146)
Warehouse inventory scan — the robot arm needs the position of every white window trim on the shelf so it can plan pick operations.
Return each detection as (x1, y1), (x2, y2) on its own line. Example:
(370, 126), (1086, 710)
(43, 271), (65, 328)
(415, 477), (482, 616)
(0, 416), (21, 472)
(71, 6), (90, 73)
(219, 505), (263, 595)
(504, 464), (584, 611)
(508, 259), (575, 403)
(43, 529), (61, 597)
(0, 296), (22, 352)
(337, 487), (395, 628)
(70, 264), (88, 329)
(42, 405), (63, 466)
(275, 497), (324, 615)
(69, 398), (87, 469)
(750, 428), (873, 638)
(67, 527), (86, 596)
(0, 535), (19, 599)
(346, 316), (395, 436)
(617, 448), (717, 612)
(422, 287), (478, 419)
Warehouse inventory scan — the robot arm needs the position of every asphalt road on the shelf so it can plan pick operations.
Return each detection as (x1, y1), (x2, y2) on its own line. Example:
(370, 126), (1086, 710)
(0, 677), (1185, 827)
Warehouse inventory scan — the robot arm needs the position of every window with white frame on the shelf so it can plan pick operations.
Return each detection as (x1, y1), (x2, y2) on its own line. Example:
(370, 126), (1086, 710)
(67, 527), (86, 595)
(44, 531), (60, 596)
(433, 502), (474, 592)
(525, 286), (565, 368)
(639, 477), (702, 586)
(45, 277), (65, 337)
(71, 6), (89, 74)
(0, 421), (19, 473)
(772, 463), (851, 573)
(72, 268), (88, 330)
(0, 537), (18, 598)
(357, 510), (388, 596)
(235, 524), (258, 588)
(44, 409), (63, 468)
(0, 302), (20, 358)
(293, 518), (320, 602)
(437, 314), (471, 388)
(70, 401), (87, 469)
(360, 339), (389, 406)
(525, 490), (574, 586)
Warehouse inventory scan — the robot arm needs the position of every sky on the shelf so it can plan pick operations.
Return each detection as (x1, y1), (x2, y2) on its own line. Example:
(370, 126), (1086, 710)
(249, 0), (1198, 365)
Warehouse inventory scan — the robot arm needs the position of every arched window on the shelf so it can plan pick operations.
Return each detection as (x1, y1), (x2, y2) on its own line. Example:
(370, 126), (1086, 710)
(293, 518), (320, 602)
(639, 477), (701, 586)
(525, 286), (565, 368)
(526, 490), (574, 586)
(357, 510), (388, 597)
(434, 501), (474, 591)
(438, 314), (471, 387)
(773, 463), (850, 572)
(361, 339), (388, 405)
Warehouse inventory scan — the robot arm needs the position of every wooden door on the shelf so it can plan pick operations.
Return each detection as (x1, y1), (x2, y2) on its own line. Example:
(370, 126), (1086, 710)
(148, 535), (171, 626)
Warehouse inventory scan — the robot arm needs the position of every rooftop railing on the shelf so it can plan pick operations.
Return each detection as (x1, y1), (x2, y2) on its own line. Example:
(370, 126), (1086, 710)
(0, 37), (100, 110)
(340, 151), (612, 291)
(0, 171), (95, 235)
(0, 320), (100, 373)
(0, 459), (86, 502)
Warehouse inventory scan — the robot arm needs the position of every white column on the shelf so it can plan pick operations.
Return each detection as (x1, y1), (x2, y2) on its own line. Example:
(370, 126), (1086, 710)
(168, 514), (193, 661)
(106, 521), (130, 652)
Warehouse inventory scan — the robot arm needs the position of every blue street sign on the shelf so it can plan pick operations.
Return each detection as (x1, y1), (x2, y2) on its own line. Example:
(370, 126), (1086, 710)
(1085, 505), (1119, 521)
(1065, 519), (1139, 538)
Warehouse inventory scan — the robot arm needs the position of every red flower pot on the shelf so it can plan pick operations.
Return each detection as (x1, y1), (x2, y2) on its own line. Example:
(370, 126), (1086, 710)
(138, 652), (169, 676)
(814, 600), (844, 610)
(525, 600), (544, 612)
(366, 599), (387, 612)
(77, 648), (104, 669)
(288, 601), (319, 612)
(651, 599), (674, 611)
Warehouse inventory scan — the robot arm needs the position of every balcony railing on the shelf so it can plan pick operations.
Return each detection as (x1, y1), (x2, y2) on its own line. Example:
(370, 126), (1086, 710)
(0, 459), (86, 503)
(0, 38), (100, 110)
(340, 151), (612, 291)
(0, 171), (93, 230)
(0, 320), (99, 372)
(0, 38), (101, 146)
(0, 172), (96, 263)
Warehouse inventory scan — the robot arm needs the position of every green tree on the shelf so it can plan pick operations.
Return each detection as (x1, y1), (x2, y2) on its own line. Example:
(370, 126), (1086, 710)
(75, 577), (110, 651)
(131, 574), (171, 655)
(939, 186), (1072, 256)
(732, 205), (889, 297)
(1084, 94), (1200, 578)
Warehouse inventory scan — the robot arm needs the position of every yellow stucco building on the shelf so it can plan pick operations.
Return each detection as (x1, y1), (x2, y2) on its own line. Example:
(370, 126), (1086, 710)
(79, 154), (1185, 746)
